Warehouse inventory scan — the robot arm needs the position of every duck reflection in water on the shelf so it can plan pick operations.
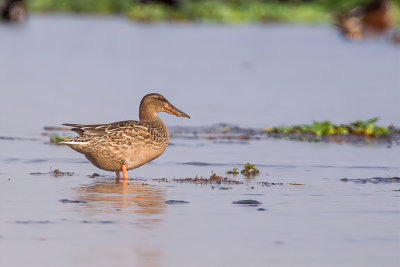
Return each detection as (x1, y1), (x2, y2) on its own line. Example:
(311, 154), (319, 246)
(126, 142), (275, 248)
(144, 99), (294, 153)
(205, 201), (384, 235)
(75, 178), (166, 267)
(75, 178), (166, 226)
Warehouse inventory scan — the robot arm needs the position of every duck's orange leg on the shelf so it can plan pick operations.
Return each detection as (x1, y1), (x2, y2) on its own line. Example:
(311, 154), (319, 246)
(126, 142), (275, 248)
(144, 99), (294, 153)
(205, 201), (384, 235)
(116, 172), (121, 179)
(122, 165), (128, 180)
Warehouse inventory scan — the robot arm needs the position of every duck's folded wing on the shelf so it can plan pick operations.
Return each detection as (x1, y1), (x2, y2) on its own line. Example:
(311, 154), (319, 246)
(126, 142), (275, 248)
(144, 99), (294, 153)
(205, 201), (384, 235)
(63, 120), (148, 136)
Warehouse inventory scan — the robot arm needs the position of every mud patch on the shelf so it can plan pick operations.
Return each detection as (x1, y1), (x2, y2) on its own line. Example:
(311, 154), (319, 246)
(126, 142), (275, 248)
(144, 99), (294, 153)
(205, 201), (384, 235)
(59, 199), (88, 204)
(218, 186), (233, 190)
(13, 220), (52, 224)
(232, 200), (262, 206)
(165, 200), (189, 205)
(87, 173), (107, 178)
(81, 220), (115, 224)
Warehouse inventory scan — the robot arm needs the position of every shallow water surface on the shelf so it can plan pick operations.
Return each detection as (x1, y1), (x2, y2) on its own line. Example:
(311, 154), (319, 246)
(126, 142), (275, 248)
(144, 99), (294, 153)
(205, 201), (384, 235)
(0, 15), (399, 267)
(1, 136), (399, 267)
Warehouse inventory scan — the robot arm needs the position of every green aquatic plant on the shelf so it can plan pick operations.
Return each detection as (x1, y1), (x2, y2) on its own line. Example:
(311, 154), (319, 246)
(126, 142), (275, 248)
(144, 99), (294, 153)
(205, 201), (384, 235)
(226, 168), (239, 175)
(265, 118), (392, 138)
(240, 163), (259, 177)
(50, 136), (71, 143)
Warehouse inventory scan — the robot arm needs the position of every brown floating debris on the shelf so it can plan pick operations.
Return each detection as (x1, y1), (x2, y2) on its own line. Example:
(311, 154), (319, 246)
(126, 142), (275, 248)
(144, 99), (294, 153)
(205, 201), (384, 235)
(30, 169), (74, 177)
(258, 182), (284, 186)
(153, 173), (243, 185)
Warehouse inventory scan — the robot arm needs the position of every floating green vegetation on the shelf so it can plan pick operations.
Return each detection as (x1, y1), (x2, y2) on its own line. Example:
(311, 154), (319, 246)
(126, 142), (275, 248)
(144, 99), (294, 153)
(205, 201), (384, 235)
(226, 164), (260, 176)
(226, 168), (239, 175)
(240, 163), (260, 177)
(265, 118), (393, 138)
(50, 136), (72, 143)
(26, 0), (400, 24)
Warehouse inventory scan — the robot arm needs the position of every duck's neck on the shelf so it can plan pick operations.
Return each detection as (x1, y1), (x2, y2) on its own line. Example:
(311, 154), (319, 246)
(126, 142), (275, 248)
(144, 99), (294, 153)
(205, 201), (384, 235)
(139, 108), (158, 122)
(141, 112), (170, 143)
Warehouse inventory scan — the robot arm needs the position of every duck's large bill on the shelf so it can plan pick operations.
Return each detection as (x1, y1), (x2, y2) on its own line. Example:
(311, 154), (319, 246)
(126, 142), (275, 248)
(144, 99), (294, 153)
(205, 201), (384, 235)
(164, 104), (190, 118)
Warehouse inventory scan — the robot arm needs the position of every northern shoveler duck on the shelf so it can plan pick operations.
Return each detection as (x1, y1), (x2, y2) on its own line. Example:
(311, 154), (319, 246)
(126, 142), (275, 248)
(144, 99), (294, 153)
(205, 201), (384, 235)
(62, 93), (190, 180)
(1, 0), (26, 23)
(335, 0), (393, 41)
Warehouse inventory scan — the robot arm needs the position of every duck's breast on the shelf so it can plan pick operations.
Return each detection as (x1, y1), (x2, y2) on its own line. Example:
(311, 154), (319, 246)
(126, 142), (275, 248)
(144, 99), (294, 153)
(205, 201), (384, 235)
(126, 143), (168, 170)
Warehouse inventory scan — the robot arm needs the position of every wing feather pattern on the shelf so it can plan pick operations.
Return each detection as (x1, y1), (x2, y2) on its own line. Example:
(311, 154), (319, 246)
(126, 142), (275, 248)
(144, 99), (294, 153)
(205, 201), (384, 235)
(63, 121), (149, 137)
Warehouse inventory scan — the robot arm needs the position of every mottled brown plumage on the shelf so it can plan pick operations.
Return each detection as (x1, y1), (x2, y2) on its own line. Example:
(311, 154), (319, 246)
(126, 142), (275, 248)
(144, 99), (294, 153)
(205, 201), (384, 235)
(62, 93), (190, 177)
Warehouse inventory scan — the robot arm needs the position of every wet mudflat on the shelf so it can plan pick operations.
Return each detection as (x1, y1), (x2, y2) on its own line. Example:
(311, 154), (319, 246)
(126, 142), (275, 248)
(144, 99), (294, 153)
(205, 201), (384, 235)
(0, 15), (399, 267)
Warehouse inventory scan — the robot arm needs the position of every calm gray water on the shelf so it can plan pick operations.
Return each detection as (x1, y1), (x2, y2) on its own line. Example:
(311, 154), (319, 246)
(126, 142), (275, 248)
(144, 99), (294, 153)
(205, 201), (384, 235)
(0, 15), (399, 267)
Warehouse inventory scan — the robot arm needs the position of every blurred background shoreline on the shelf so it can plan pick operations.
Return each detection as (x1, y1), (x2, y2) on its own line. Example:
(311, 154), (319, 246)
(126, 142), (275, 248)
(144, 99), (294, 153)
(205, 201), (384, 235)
(1, 2), (399, 267)
(1, 0), (399, 25)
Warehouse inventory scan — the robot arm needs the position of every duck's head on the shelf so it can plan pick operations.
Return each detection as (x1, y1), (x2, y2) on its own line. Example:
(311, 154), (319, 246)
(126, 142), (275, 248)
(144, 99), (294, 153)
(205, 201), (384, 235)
(334, 14), (363, 41)
(139, 93), (190, 121)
